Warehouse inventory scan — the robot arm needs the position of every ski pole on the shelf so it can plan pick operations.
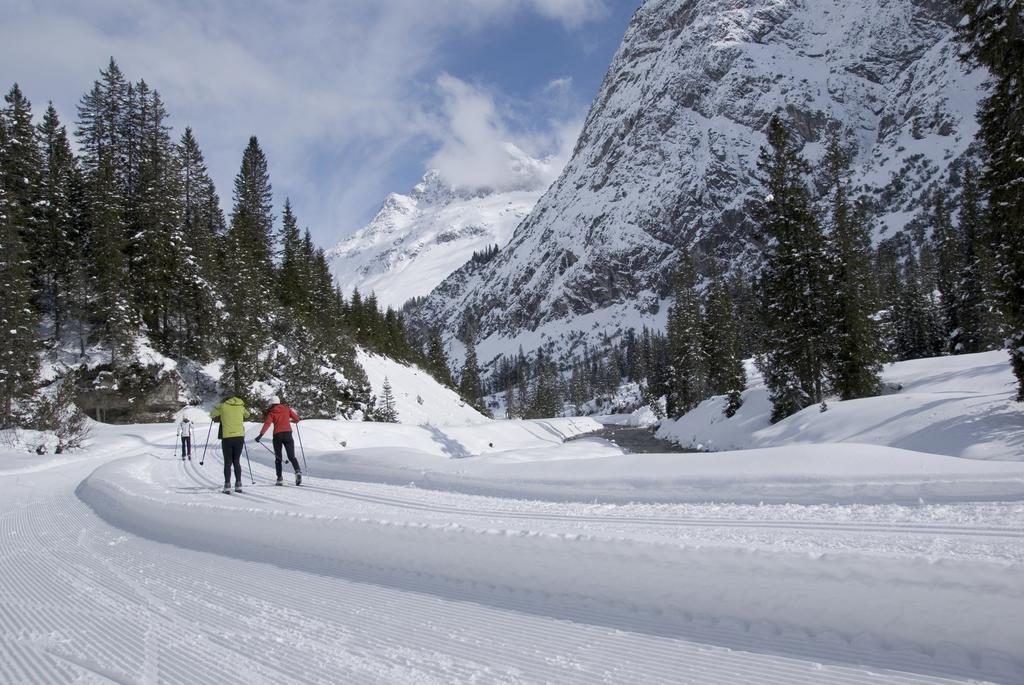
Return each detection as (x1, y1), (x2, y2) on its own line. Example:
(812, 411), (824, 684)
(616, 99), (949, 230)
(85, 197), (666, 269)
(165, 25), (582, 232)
(257, 439), (276, 457)
(242, 438), (256, 484)
(295, 423), (308, 476)
(200, 421), (214, 466)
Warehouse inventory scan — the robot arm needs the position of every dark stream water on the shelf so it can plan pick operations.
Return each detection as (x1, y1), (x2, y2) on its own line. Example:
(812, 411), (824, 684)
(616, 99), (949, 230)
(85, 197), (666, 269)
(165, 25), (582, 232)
(573, 425), (697, 454)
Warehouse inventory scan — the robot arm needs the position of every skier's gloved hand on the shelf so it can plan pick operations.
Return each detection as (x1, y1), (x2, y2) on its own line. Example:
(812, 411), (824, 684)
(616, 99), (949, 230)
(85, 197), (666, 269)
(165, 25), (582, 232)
(254, 435), (262, 443)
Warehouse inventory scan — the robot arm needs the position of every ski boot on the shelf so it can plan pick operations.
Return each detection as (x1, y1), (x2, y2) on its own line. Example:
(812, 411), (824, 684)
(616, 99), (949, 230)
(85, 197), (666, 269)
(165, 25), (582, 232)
(275, 477), (284, 486)
(295, 471), (302, 486)
(234, 483), (243, 493)
(222, 483), (231, 494)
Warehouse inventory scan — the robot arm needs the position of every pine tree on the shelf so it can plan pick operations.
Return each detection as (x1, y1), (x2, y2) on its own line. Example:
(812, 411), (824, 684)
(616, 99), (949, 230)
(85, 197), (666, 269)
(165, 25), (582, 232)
(755, 115), (831, 422)
(229, 136), (274, 292)
(379, 376), (399, 423)
(175, 127), (221, 360)
(959, 1), (1024, 399)
(0, 126), (40, 425)
(458, 328), (485, 412)
(665, 251), (705, 418)
(426, 327), (454, 387)
(132, 88), (184, 341)
(821, 136), (883, 399)
(703, 275), (746, 416)
(278, 199), (303, 309)
(930, 190), (963, 352)
(892, 252), (945, 361)
(76, 62), (136, 362)
(222, 137), (275, 398)
(37, 104), (82, 340)
(525, 348), (561, 418)
(956, 162), (1001, 351)
(2, 85), (43, 272)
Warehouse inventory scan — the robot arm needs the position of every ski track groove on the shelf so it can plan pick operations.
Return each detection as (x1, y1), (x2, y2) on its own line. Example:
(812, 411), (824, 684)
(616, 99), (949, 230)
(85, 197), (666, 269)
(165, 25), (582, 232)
(294, 482), (1024, 540)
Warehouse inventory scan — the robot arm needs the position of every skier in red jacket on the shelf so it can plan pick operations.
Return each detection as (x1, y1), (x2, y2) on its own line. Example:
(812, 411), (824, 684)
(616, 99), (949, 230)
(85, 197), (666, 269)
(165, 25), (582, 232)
(255, 396), (302, 485)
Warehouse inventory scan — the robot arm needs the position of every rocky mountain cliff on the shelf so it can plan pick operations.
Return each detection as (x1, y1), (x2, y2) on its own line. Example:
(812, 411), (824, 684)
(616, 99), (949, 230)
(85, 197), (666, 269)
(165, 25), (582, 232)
(327, 144), (557, 310)
(408, 0), (986, 367)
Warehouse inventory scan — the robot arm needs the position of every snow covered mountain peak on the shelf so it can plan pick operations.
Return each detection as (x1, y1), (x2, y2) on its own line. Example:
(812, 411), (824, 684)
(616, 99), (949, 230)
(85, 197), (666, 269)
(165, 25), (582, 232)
(327, 158), (550, 309)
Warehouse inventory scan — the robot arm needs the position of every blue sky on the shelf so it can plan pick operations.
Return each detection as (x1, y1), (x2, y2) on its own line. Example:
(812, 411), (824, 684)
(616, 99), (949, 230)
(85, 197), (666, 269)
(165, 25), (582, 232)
(0, 0), (639, 247)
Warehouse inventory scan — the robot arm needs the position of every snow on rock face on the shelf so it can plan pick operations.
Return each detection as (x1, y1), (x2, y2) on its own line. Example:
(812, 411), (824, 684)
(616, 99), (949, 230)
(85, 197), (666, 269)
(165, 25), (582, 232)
(411, 0), (985, 360)
(327, 168), (546, 310)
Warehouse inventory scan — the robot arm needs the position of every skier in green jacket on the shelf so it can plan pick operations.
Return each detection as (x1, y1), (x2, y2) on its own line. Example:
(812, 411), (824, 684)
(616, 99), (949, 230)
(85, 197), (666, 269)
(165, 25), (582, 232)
(211, 397), (251, 493)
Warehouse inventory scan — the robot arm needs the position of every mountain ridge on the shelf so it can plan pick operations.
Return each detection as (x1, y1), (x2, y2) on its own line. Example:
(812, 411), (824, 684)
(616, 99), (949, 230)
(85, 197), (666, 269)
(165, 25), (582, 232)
(406, 0), (986, 368)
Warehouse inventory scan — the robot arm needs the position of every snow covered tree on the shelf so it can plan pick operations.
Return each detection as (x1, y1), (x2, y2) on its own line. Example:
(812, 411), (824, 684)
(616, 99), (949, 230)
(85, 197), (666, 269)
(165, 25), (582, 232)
(821, 136), (883, 400)
(37, 104), (82, 341)
(703, 275), (746, 416)
(930, 190), (963, 352)
(665, 251), (706, 418)
(955, 162), (1002, 352)
(76, 62), (138, 362)
(2, 85), (43, 281)
(524, 349), (561, 419)
(959, 0), (1024, 399)
(754, 115), (831, 422)
(131, 88), (185, 342)
(0, 179), (40, 426)
(891, 252), (945, 361)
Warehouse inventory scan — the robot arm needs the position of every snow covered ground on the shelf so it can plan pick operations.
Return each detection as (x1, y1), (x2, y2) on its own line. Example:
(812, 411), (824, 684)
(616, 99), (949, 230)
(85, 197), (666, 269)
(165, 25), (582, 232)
(658, 350), (1024, 461)
(3, 351), (1024, 684)
(356, 348), (486, 426)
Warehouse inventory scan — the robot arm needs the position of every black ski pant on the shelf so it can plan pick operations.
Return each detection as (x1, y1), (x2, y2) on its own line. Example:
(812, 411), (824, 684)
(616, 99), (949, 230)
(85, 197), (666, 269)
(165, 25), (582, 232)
(180, 436), (192, 458)
(273, 432), (300, 479)
(221, 437), (244, 484)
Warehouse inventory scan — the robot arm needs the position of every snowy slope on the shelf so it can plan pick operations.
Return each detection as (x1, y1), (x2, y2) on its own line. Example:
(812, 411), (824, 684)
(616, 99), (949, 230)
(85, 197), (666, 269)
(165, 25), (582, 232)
(658, 350), (1024, 460)
(411, 0), (986, 363)
(356, 347), (488, 425)
(327, 163), (545, 310)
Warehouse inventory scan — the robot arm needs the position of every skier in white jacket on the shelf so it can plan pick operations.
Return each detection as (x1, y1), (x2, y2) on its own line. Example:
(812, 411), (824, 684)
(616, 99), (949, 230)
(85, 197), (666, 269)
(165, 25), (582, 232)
(176, 417), (194, 461)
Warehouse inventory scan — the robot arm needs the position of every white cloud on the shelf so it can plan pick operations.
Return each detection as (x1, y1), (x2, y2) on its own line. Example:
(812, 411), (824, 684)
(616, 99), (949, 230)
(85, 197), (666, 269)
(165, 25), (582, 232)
(527, 0), (610, 28)
(0, 0), (601, 245)
(426, 74), (584, 193)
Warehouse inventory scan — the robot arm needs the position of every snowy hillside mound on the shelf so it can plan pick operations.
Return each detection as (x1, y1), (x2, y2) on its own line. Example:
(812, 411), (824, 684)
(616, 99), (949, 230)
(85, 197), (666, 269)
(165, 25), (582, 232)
(658, 350), (1024, 460)
(327, 162), (547, 310)
(413, 0), (985, 359)
(356, 348), (487, 425)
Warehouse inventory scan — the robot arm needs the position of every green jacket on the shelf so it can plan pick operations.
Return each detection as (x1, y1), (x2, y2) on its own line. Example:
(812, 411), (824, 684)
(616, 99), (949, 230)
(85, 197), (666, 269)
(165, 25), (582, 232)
(211, 397), (251, 439)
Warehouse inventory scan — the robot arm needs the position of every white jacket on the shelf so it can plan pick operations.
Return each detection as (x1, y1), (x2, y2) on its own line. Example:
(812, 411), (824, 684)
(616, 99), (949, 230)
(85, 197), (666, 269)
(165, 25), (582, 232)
(176, 420), (194, 438)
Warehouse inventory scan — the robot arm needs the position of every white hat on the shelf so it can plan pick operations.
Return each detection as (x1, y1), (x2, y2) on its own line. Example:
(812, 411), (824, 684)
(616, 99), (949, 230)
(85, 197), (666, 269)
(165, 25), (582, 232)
(271, 395), (281, 405)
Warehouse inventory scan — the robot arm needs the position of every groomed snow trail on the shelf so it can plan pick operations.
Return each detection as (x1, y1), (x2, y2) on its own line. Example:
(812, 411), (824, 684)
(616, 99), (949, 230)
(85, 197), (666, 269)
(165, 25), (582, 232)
(3, 425), (1022, 684)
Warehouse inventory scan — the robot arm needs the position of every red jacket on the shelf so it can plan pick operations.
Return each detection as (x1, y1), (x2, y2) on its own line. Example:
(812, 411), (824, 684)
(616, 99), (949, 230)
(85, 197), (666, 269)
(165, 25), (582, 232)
(260, 404), (300, 436)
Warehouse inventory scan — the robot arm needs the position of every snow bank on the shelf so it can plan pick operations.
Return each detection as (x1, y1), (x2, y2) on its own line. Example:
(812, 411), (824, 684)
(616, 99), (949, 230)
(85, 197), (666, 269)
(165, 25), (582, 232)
(658, 351), (1024, 460)
(79, 454), (1024, 674)
(596, 406), (659, 427)
(357, 348), (487, 425)
(260, 416), (601, 458)
(247, 419), (1024, 504)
